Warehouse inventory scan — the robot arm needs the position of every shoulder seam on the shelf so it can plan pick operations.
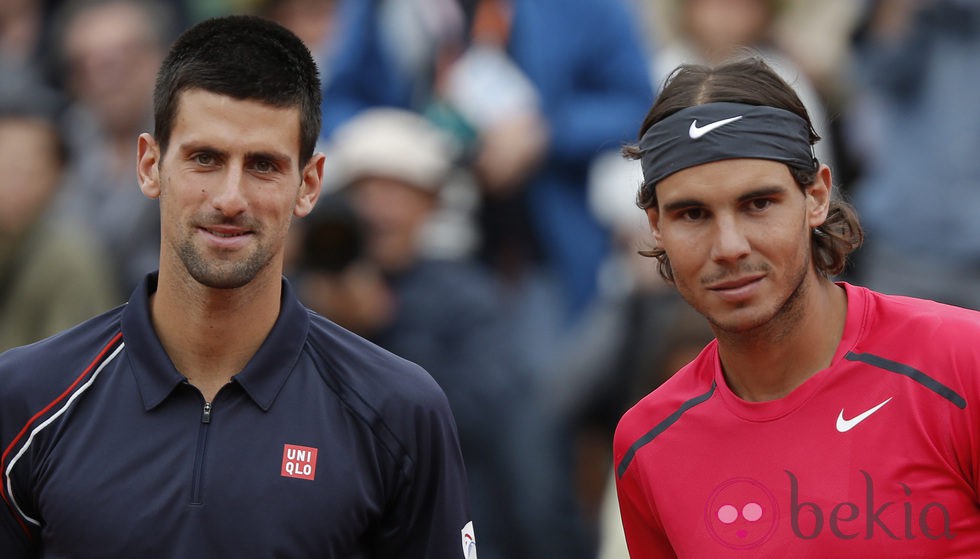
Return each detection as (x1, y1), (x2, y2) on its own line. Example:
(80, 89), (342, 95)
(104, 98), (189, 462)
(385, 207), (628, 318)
(1, 331), (124, 534)
(845, 351), (966, 409)
(303, 339), (414, 477)
(617, 381), (716, 479)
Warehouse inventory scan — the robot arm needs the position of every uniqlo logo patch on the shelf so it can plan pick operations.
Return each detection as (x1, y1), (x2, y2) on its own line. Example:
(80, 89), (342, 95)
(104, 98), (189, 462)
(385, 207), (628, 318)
(281, 444), (318, 480)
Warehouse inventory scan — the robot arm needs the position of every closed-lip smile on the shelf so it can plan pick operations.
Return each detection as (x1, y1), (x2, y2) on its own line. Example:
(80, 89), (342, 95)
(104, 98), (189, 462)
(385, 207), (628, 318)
(707, 274), (764, 291)
(203, 225), (249, 237)
(199, 225), (253, 248)
(705, 274), (766, 302)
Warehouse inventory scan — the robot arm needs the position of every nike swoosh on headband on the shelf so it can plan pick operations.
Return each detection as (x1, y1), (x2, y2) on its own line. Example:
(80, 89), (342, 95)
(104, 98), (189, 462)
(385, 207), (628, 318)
(689, 115), (744, 139)
(639, 102), (816, 185)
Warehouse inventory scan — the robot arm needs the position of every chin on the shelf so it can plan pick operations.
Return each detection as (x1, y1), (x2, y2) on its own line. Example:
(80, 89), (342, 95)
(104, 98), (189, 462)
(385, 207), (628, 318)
(178, 242), (273, 290)
(194, 275), (254, 290)
(704, 305), (773, 335)
(184, 261), (267, 290)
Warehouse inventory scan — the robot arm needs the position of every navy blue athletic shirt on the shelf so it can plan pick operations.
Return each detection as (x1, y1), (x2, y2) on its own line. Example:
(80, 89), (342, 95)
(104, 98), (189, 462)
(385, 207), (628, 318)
(0, 273), (473, 558)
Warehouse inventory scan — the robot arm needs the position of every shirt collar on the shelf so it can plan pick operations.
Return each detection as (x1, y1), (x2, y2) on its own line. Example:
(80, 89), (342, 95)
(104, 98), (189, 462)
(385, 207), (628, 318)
(122, 272), (311, 411)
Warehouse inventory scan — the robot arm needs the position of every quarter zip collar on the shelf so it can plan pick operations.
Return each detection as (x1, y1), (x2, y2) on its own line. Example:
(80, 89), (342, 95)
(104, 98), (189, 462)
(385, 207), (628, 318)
(123, 272), (311, 411)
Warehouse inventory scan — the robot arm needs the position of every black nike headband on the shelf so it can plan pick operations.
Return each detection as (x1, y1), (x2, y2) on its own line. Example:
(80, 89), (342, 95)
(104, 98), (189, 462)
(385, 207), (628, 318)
(639, 102), (817, 186)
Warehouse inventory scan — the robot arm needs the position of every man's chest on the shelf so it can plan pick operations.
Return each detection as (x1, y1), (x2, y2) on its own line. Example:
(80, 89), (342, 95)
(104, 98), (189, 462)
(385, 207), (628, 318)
(638, 371), (980, 556)
(30, 387), (389, 557)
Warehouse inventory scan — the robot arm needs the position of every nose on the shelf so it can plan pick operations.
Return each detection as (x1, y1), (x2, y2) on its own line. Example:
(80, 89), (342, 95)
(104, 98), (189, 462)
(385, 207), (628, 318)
(709, 214), (750, 263)
(211, 167), (247, 217)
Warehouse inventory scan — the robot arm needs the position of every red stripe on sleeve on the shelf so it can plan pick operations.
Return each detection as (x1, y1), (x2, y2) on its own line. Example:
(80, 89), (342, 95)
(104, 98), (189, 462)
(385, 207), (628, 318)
(1, 331), (124, 512)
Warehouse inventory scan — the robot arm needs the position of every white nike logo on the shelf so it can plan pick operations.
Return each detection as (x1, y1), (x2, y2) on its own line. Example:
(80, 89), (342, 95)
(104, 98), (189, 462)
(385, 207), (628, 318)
(836, 397), (892, 433)
(688, 115), (743, 139)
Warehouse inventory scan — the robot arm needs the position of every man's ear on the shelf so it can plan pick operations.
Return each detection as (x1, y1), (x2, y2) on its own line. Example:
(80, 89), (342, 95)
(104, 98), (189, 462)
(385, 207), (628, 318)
(294, 152), (325, 218)
(137, 133), (161, 199)
(646, 206), (663, 246)
(806, 164), (833, 228)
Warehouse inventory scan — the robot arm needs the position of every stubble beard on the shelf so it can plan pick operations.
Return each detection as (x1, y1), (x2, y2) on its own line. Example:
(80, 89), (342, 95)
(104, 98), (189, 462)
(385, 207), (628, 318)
(706, 248), (812, 344)
(177, 242), (267, 289)
(674, 233), (811, 341)
(157, 170), (282, 290)
(175, 227), (275, 290)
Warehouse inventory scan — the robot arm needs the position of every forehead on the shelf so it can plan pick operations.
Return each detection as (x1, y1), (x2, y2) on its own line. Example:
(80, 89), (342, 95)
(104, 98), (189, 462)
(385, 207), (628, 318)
(169, 89), (302, 156)
(655, 158), (797, 205)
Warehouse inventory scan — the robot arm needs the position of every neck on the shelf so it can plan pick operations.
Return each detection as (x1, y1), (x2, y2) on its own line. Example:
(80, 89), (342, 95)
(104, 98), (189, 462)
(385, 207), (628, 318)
(715, 276), (847, 402)
(149, 267), (282, 401)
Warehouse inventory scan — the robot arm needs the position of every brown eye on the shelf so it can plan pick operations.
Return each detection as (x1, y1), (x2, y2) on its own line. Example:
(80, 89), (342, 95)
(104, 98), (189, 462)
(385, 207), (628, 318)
(253, 159), (274, 173)
(681, 208), (705, 222)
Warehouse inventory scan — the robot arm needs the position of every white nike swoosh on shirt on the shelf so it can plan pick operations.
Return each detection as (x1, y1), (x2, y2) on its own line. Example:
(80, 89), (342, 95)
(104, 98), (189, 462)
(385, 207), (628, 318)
(836, 397), (892, 433)
(688, 115), (743, 139)
(687, 115), (742, 140)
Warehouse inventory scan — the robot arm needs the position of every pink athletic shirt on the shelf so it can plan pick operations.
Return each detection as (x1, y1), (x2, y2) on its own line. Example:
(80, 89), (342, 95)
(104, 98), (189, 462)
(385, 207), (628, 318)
(614, 283), (980, 557)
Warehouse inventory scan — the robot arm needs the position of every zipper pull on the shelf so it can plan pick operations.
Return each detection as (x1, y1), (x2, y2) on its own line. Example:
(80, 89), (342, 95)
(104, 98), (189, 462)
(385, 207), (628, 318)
(202, 401), (212, 424)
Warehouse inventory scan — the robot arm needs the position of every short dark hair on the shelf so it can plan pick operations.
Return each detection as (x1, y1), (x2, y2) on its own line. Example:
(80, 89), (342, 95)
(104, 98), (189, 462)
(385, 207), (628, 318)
(622, 57), (863, 281)
(152, 15), (322, 166)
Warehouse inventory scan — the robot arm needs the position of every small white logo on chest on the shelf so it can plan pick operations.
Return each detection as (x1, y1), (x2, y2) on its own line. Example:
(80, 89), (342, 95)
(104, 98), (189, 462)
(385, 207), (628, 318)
(836, 397), (892, 433)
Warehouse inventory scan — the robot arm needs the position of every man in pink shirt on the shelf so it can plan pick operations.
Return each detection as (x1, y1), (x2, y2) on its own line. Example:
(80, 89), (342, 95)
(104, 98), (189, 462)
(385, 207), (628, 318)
(614, 57), (980, 557)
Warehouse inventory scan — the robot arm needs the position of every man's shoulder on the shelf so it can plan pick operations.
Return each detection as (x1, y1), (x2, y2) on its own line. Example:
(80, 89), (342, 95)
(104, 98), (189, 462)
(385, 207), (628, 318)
(301, 312), (458, 462)
(303, 311), (451, 414)
(0, 305), (125, 427)
(0, 305), (124, 379)
(855, 283), (980, 339)
(629, 342), (716, 409)
(614, 346), (717, 458)
(846, 285), (980, 393)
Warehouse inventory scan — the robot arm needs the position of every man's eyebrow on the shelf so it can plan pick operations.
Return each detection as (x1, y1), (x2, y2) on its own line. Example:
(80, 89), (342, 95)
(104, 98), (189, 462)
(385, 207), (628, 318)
(736, 185), (786, 202)
(178, 143), (293, 166)
(661, 198), (705, 213)
(246, 150), (293, 167)
(180, 142), (226, 156)
(661, 185), (788, 213)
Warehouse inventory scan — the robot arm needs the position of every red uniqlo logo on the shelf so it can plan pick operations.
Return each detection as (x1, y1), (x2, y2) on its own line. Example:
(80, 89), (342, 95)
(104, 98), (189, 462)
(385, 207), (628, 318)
(281, 444), (318, 480)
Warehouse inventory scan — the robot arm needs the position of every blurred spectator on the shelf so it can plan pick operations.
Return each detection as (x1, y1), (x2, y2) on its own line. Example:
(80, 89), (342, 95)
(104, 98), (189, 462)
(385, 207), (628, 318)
(318, 0), (467, 136)
(293, 191), (394, 339)
(545, 149), (716, 553)
(302, 107), (584, 559)
(768, 0), (863, 106)
(254, 0), (339, 82)
(0, 73), (119, 352)
(0, 0), (62, 86)
(646, 0), (836, 168)
(594, 300), (715, 559)
(48, 0), (175, 294)
(569, 148), (717, 559)
(847, 0), (980, 309)
(180, 0), (258, 23)
(320, 5), (651, 557)
(321, 0), (653, 326)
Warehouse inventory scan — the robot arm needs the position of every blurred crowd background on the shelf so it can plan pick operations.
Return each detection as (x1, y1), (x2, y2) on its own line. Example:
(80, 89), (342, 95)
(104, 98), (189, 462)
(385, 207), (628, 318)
(2, 0), (979, 557)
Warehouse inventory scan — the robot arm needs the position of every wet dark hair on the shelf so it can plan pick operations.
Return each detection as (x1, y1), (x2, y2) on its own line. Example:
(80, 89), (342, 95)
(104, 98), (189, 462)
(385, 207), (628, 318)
(622, 57), (863, 281)
(152, 15), (321, 166)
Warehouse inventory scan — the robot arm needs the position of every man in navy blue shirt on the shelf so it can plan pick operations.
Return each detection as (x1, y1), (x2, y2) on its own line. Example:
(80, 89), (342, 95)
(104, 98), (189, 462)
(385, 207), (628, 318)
(0, 15), (474, 558)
